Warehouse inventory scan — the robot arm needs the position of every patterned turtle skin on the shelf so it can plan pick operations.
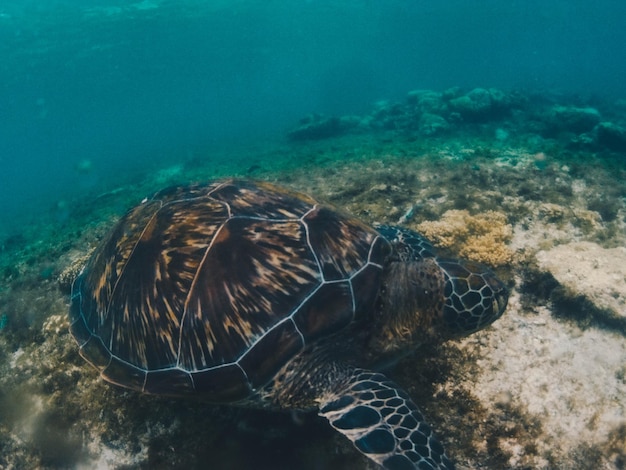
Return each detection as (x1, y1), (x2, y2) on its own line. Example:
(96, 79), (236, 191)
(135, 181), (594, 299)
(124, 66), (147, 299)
(69, 178), (508, 469)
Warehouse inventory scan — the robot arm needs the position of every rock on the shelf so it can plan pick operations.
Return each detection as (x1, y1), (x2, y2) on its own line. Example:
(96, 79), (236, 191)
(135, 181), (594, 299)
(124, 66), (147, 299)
(449, 89), (490, 117)
(419, 113), (450, 136)
(287, 115), (358, 141)
(594, 121), (626, 152)
(468, 302), (626, 469)
(543, 105), (601, 134)
(441, 86), (463, 100)
(536, 242), (626, 321)
(406, 90), (447, 115)
(406, 89), (428, 104)
(366, 100), (416, 131)
(448, 87), (510, 121)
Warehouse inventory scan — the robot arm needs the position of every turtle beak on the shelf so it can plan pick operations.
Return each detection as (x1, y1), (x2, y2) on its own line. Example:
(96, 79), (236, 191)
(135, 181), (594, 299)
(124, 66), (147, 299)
(437, 259), (509, 336)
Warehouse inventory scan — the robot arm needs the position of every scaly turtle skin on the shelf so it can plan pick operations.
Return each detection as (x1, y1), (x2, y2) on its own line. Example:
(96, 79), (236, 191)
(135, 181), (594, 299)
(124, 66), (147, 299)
(69, 178), (508, 469)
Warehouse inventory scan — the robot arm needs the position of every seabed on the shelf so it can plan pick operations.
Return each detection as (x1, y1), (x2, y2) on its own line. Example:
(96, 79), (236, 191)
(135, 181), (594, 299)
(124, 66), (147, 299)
(1, 87), (625, 469)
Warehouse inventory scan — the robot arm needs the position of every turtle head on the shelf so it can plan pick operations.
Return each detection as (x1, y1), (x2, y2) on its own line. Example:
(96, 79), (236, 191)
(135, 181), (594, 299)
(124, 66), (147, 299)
(377, 256), (507, 353)
(376, 225), (507, 337)
(436, 259), (508, 337)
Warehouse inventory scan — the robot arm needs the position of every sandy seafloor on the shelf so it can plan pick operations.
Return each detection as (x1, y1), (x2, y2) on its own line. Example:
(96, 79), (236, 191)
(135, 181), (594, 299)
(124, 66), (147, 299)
(1, 88), (626, 469)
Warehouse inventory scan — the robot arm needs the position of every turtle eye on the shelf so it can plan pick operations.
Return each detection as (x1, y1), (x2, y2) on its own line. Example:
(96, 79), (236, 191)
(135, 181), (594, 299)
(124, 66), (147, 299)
(438, 259), (508, 335)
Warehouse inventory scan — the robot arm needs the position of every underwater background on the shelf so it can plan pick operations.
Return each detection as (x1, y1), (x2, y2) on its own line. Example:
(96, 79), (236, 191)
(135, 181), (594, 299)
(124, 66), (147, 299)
(1, 0), (626, 233)
(1, 1), (626, 469)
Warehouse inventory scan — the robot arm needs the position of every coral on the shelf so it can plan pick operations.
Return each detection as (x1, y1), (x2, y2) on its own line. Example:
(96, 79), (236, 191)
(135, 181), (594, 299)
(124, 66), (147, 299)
(536, 203), (602, 235)
(571, 208), (602, 233)
(419, 113), (450, 136)
(448, 88), (511, 121)
(544, 106), (601, 134)
(406, 90), (447, 115)
(415, 210), (513, 266)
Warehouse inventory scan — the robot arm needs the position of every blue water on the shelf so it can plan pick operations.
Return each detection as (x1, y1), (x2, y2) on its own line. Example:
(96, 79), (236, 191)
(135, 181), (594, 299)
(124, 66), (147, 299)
(1, 0), (625, 233)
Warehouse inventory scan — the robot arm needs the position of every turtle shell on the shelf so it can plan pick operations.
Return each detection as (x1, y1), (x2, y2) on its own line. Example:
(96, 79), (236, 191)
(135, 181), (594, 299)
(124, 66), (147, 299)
(70, 179), (389, 402)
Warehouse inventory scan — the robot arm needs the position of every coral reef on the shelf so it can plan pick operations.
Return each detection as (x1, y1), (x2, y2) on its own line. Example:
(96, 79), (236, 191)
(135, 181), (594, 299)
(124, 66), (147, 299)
(286, 86), (626, 158)
(448, 87), (512, 121)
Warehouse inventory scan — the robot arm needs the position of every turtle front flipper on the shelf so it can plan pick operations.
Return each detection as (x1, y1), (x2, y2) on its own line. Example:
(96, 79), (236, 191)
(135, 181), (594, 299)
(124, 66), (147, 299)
(319, 368), (454, 470)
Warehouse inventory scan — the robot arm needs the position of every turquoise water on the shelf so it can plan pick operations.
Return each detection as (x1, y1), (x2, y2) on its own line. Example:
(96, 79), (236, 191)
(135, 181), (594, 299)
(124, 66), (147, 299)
(0, 2), (626, 469)
(1, 0), (625, 233)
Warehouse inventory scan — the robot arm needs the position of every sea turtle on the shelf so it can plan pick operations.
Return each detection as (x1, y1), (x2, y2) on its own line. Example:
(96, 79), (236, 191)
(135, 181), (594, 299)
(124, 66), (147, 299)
(69, 178), (508, 469)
